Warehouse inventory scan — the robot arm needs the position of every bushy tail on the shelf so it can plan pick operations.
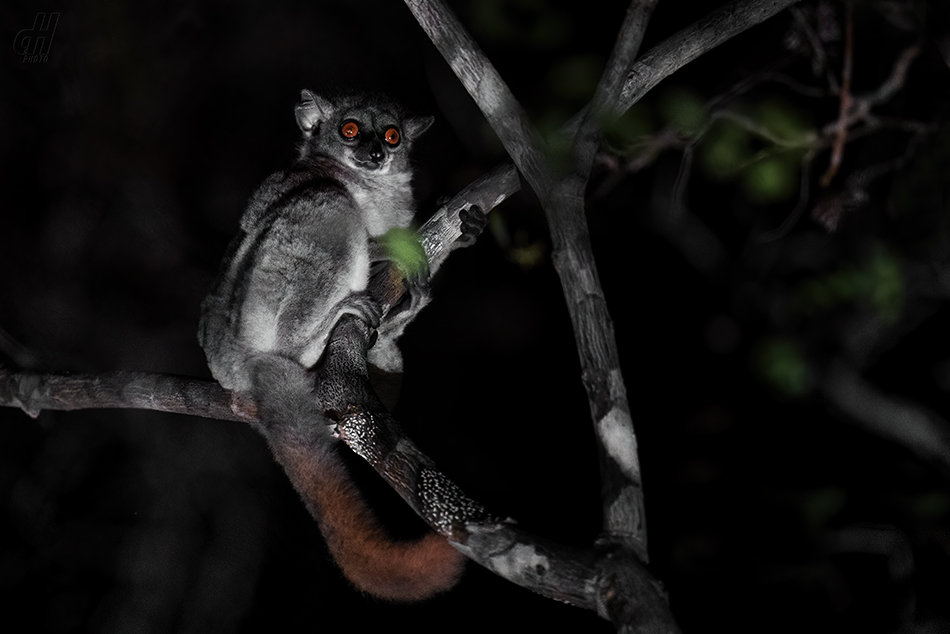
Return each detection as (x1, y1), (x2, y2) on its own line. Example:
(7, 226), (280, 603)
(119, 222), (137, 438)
(275, 439), (465, 601)
(250, 353), (465, 601)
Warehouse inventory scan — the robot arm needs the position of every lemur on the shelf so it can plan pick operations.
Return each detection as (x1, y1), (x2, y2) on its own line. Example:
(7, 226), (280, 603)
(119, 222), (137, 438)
(198, 90), (482, 601)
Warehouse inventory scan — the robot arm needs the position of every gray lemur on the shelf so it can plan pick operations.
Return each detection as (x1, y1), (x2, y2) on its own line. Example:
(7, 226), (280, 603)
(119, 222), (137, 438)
(198, 90), (472, 601)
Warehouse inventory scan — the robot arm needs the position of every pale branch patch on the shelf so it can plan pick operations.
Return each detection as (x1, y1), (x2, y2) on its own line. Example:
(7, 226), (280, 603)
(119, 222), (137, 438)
(541, 0), (657, 563)
(393, 1), (802, 630)
(408, 2), (761, 631)
(417, 162), (521, 275)
(318, 315), (671, 628)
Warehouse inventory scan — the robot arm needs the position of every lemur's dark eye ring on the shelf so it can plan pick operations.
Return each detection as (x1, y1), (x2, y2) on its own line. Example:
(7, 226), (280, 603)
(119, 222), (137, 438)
(383, 127), (400, 146)
(340, 121), (359, 139)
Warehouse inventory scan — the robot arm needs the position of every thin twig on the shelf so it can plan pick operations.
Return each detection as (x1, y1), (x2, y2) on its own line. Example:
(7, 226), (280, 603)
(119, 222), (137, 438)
(571, 0), (658, 183)
(671, 144), (694, 218)
(758, 159), (813, 241)
(790, 4), (839, 92)
(862, 44), (921, 108)
(756, 69), (829, 98)
(712, 109), (816, 148)
(821, 1), (854, 186)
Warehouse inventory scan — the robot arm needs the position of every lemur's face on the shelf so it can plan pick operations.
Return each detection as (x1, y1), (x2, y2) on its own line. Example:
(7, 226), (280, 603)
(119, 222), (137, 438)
(328, 109), (404, 173)
(296, 92), (432, 175)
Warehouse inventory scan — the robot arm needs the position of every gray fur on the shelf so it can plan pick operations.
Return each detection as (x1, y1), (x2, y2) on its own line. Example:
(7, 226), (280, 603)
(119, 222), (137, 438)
(198, 90), (433, 395)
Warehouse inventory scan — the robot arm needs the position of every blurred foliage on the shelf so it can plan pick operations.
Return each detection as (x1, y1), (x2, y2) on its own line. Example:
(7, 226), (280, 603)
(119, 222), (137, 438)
(699, 118), (753, 180)
(748, 98), (815, 147)
(740, 154), (800, 203)
(754, 337), (813, 397)
(795, 248), (904, 323)
(861, 249), (905, 323)
(598, 87), (817, 204)
(508, 237), (549, 269)
(488, 212), (547, 269)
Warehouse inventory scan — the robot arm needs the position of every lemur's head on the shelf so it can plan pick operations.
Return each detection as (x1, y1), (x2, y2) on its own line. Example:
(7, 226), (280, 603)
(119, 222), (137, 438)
(295, 90), (433, 174)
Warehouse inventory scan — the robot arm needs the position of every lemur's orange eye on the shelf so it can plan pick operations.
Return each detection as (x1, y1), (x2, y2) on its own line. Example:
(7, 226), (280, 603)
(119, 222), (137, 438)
(383, 127), (400, 146)
(340, 121), (359, 138)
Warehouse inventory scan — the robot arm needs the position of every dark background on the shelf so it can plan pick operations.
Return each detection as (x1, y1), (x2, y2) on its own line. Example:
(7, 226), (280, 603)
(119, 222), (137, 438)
(2, 0), (949, 632)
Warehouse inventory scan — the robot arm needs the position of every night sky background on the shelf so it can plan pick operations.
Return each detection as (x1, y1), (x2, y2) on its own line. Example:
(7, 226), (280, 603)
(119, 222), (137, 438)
(2, 0), (950, 632)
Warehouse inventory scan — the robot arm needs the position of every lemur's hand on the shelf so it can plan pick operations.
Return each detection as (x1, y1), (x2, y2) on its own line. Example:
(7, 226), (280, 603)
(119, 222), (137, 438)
(456, 204), (487, 247)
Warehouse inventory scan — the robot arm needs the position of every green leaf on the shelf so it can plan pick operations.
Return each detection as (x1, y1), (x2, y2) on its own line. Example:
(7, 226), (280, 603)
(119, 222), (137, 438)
(380, 227), (428, 280)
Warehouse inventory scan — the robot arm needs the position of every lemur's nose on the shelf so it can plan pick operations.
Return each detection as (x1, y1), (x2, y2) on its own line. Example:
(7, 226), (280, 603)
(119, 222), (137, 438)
(369, 139), (383, 163)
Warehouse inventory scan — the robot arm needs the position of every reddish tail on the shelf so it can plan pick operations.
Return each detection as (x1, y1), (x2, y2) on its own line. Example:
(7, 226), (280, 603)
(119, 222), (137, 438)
(273, 439), (465, 601)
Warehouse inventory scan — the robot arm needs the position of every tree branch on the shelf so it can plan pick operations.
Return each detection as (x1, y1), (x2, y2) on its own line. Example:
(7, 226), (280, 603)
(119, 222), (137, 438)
(0, 366), (256, 423)
(0, 316), (674, 630)
(821, 1), (854, 187)
(617, 0), (801, 115)
(417, 162), (521, 275)
(2, 4), (804, 630)
(572, 0), (658, 182)
(822, 360), (950, 475)
(420, 0), (802, 245)
(408, 3), (800, 626)
(546, 0), (658, 565)
(403, 0), (552, 198)
(318, 315), (676, 632)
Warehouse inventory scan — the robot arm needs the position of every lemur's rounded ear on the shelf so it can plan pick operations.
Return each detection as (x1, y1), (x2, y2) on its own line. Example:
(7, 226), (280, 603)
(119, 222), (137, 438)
(295, 90), (333, 135)
(404, 115), (434, 139)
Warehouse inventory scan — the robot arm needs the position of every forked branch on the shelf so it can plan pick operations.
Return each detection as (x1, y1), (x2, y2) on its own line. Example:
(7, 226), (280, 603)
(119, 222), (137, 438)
(2, 2), (804, 630)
